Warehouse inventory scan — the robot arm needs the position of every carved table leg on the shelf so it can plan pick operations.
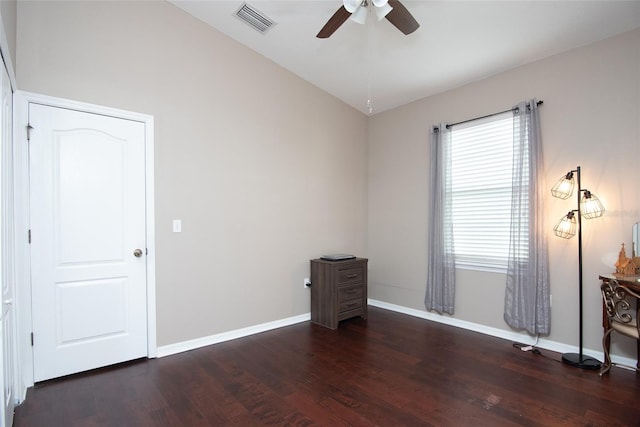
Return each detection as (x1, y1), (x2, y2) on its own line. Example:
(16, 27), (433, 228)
(601, 282), (612, 373)
(603, 320), (612, 371)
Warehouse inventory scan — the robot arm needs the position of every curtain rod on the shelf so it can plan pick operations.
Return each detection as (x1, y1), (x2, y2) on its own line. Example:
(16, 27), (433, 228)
(445, 100), (544, 130)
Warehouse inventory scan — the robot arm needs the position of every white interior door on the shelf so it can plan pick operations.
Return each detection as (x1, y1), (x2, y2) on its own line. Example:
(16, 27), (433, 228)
(0, 59), (14, 427)
(29, 103), (148, 382)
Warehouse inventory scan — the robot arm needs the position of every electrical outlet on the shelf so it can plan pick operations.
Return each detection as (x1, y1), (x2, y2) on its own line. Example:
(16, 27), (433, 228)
(304, 277), (311, 288)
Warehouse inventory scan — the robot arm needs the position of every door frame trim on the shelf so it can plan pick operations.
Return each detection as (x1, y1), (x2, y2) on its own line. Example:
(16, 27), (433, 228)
(13, 91), (156, 399)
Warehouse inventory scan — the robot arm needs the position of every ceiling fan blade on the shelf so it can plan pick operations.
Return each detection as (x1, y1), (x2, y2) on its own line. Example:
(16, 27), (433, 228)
(385, 0), (420, 35)
(317, 6), (351, 38)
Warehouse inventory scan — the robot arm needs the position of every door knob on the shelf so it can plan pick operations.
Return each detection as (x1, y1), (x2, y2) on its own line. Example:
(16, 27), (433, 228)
(3, 299), (12, 305)
(133, 249), (143, 258)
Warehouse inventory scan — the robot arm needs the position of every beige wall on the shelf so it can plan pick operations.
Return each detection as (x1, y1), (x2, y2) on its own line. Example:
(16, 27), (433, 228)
(368, 28), (640, 359)
(15, 0), (640, 361)
(16, 1), (368, 346)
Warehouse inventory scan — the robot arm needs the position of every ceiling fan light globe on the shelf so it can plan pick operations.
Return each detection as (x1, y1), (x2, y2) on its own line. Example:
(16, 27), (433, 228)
(374, 3), (393, 20)
(350, 6), (368, 24)
(372, 0), (389, 7)
(343, 0), (360, 13)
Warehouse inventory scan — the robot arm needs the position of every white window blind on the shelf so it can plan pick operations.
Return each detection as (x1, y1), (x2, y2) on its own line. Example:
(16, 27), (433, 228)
(449, 112), (528, 271)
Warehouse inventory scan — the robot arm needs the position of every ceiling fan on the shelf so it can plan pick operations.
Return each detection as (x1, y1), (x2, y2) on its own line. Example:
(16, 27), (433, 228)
(317, 0), (419, 38)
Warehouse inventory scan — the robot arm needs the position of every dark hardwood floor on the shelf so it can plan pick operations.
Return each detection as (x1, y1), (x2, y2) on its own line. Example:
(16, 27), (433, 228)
(13, 307), (640, 426)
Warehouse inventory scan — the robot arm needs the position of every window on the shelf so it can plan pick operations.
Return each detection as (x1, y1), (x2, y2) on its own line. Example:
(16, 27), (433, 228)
(448, 112), (528, 272)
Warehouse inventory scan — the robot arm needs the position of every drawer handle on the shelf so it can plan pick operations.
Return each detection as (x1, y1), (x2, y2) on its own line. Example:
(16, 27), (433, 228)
(345, 274), (358, 279)
(346, 289), (359, 294)
(345, 301), (358, 307)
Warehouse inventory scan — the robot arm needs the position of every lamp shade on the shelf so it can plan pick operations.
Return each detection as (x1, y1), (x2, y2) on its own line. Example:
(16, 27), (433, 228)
(581, 191), (605, 219)
(554, 211), (577, 239)
(551, 171), (575, 199)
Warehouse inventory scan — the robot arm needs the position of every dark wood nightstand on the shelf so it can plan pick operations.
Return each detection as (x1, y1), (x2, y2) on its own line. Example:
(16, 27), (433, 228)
(310, 258), (368, 329)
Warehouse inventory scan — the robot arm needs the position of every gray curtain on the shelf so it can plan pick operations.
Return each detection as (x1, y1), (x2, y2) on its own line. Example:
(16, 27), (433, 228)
(504, 100), (551, 335)
(425, 124), (455, 314)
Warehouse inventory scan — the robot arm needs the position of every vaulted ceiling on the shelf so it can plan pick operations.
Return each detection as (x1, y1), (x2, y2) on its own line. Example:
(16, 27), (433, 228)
(170, 1), (640, 115)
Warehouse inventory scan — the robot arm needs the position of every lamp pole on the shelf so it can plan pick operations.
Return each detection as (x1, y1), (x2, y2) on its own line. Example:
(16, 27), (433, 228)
(561, 166), (600, 369)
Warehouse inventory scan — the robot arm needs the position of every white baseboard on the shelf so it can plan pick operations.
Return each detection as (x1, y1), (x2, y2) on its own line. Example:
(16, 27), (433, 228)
(368, 299), (637, 370)
(156, 313), (311, 358)
(156, 301), (637, 372)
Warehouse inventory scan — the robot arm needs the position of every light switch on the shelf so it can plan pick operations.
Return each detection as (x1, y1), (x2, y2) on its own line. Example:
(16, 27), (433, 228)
(173, 220), (182, 233)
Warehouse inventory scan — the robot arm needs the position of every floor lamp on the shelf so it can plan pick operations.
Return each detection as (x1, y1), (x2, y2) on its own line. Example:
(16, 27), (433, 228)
(551, 166), (605, 369)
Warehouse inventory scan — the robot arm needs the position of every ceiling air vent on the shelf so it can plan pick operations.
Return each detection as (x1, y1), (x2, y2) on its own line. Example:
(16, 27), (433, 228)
(235, 2), (277, 35)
